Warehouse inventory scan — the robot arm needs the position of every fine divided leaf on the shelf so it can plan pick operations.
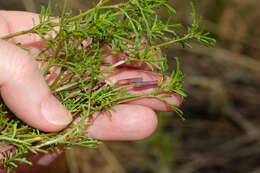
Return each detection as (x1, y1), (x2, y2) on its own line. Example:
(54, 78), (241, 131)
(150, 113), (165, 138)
(0, 0), (215, 171)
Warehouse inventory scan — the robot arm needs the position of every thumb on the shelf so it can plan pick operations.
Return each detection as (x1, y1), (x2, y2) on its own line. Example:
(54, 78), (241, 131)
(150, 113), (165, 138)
(0, 40), (72, 132)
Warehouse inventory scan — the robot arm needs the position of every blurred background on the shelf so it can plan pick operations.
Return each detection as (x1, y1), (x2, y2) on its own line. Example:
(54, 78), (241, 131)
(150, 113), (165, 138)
(1, 0), (260, 173)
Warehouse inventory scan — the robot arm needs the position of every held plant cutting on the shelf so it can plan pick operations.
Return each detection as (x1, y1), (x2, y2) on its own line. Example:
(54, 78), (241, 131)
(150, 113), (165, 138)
(0, 0), (215, 171)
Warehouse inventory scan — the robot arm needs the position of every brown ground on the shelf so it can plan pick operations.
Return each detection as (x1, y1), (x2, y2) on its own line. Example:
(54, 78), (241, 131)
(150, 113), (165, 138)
(1, 0), (260, 173)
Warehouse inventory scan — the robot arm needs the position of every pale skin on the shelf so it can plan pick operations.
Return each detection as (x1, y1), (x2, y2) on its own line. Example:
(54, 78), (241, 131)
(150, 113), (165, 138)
(0, 11), (181, 172)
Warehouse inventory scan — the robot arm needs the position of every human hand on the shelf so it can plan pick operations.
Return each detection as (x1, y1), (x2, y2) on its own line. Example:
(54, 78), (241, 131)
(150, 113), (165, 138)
(0, 11), (181, 172)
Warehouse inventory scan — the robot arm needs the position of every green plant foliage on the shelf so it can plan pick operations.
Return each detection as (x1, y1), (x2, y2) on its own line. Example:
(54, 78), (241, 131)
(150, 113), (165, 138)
(0, 0), (215, 171)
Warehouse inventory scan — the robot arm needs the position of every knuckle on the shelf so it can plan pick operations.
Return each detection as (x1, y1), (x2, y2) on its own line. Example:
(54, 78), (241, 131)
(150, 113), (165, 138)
(10, 51), (38, 82)
(0, 41), (38, 85)
(0, 12), (9, 37)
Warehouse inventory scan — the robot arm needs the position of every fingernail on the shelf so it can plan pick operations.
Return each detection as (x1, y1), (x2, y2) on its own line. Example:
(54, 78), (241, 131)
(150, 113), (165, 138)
(41, 95), (72, 126)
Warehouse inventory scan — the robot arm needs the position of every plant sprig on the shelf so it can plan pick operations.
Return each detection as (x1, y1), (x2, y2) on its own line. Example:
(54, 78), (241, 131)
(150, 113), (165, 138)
(0, 0), (215, 171)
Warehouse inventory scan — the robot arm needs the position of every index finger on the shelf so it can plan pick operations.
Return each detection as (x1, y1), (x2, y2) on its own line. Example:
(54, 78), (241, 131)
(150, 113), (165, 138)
(0, 11), (42, 45)
(0, 11), (162, 71)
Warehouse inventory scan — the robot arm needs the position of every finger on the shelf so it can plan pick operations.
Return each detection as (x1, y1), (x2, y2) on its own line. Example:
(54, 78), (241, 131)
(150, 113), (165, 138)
(34, 64), (181, 112)
(0, 11), (43, 46)
(0, 39), (72, 132)
(0, 11), (162, 71)
(101, 39), (162, 71)
(10, 149), (63, 173)
(0, 149), (64, 173)
(127, 93), (182, 111)
(107, 68), (182, 111)
(86, 104), (158, 141)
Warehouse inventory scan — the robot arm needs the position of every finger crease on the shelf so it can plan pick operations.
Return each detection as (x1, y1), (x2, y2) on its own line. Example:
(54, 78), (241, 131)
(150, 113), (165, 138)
(0, 12), (12, 38)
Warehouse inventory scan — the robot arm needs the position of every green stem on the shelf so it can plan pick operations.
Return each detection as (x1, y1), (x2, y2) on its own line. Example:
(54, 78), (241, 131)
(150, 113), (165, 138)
(0, 0), (110, 41)
(0, 137), (31, 145)
(1, 29), (34, 40)
(151, 35), (192, 49)
(50, 67), (66, 90)
(67, 0), (110, 23)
